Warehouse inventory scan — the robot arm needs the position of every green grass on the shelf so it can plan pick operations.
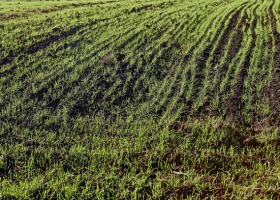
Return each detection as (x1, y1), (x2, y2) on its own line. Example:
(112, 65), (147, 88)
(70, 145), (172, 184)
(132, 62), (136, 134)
(0, 0), (279, 199)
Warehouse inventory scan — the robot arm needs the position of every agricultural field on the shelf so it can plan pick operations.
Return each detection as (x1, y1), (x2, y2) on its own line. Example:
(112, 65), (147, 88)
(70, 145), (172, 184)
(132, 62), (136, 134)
(0, 0), (280, 199)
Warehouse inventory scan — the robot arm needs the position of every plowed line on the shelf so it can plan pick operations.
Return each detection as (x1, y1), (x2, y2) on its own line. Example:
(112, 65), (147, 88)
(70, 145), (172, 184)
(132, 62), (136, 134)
(211, 9), (245, 74)
(158, 6), (244, 119)
(227, 7), (258, 119)
(189, 4), (246, 112)
(198, 5), (247, 116)
(0, 24), (90, 70)
(0, 1), (117, 20)
(20, 12), (177, 118)
(184, 4), (245, 115)
(0, 12), (132, 71)
(268, 1), (280, 125)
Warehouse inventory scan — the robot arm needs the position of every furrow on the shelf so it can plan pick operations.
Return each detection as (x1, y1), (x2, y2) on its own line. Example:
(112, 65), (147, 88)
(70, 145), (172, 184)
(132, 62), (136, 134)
(268, 0), (280, 125)
(226, 5), (259, 120)
(190, 3), (247, 113)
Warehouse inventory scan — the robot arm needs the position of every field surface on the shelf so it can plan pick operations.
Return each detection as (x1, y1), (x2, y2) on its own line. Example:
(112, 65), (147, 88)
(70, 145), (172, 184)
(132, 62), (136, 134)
(1, 0), (280, 199)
